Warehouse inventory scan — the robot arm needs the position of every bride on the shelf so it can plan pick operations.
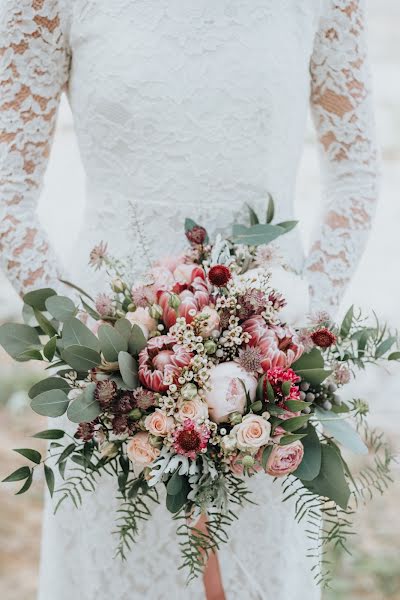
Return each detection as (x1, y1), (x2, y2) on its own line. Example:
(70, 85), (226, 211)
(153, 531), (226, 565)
(0, 1), (378, 599)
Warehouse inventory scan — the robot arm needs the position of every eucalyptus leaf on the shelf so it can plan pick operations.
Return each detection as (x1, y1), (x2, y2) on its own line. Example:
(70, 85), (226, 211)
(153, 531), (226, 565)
(98, 324), (127, 362)
(13, 448), (41, 464)
(314, 407), (368, 455)
(292, 423), (321, 481)
(62, 345), (101, 372)
(281, 414), (310, 432)
(29, 377), (70, 399)
(45, 295), (77, 321)
(285, 400), (311, 412)
(115, 318), (133, 341)
(275, 220), (298, 233)
(62, 317), (100, 352)
(166, 470), (184, 495)
(279, 433), (308, 445)
(43, 336), (58, 361)
(340, 305), (354, 338)
(231, 223), (286, 246)
(118, 351), (138, 390)
(33, 309), (58, 337)
(31, 389), (69, 417)
(0, 323), (41, 361)
(388, 351), (400, 361)
(261, 445), (273, 469)
(128, 325), (147, 356)
(67, 383), (101, 423)
(16, 349), (44, 361)
(294, 368), (332, 386)
(59, 278), (94, 302)
(246, 204), (259, 226)
(23, 288), (56, 311)
(266, 194), (275, 224)
(80, 297), (101, 321)
(301, 444), (350, 509)
(57, 443), (77, 464)
(166, 476), (190, 513)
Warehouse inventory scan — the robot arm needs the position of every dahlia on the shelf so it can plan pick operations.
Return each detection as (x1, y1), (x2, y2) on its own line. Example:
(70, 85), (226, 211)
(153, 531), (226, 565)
(138, 335), (193, 392)
(173, 419), (210, 459)
(208, 265), (232, 287)
(310, 327), (337, 348)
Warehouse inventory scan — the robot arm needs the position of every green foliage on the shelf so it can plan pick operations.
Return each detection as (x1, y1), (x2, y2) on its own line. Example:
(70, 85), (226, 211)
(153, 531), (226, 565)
(292, 423), (321, 481)
(302, 445), (351, 510)
(98, 324), (127, 361)
(32, 429), (65, 440)
(30, 389), (69, 417)
(61, 317), (100, 352)
(62, 344), (101, 371)
(29, 376), (70, 399)
(128, 325), (147, 356)
(45, 295), (77, 321)
(232, 223), (288, 246)
(118, 351), (138, 389)
(13, 448), (41, 464)
(67, 383), (101, 423)
(23, 288), (56, 311)
(314, 407), (368, 455)
(0, 323), (42, 361)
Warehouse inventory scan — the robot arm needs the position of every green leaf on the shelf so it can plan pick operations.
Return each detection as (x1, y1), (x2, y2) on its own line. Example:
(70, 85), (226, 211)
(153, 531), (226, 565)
(45, 295), (77, 321)
(375, 336), (397, 359)
(256, 374), (265, 402)
(388, 351), (400, 361)
(340, 305), (354, 338)
(32, 429), (65, 440)
(285, 400), (311, 412)
(118, 351), (138, 390)
(15, 472), (33, 495)
(44, 464), (55, 497)
(301, 444), (351, 509)
(29, 377), (70, 399)
(67, 383), (101, 423)
(31, 389), (69, 417)
(294, 368), (332, 386)
(314, 407), (368, 455)
(166, 477), (190, 513)
(62, 345), (101, 371)
(22, 303), (36, 326)
(281, 380), (292, 397)
(280, 414), (310, 432)
(115, 318), (132, 341)
(275, 220), (298, 233)
(13, 448), (41, 464)
(57, 443), (77, 464)
(33, 308), (58, 337)
(265, 380), (275, 402)
(279, 433), (308, 445)
(292, 347), (324, 371)
(80, 297), (101, 321)
(266, 194), (275, 224)
(2, 466), (31, 483)
(62, 317), (100, 351)
(166, 470), (184, 495)
(23, 288), (56, 311)
(43, 336), (58, 361)
(261, 445), (273, 469)
(59, 278), (94, 302)
(128, 324), (147, 356)
(185, 218), (198, 232)
(250, 400), (263, 413)
(0, 323), (41, 361)
(231, 223), (286, 246)
(292, 423), (322, 481)
(98, 324), (127, 362)
(16, 349), (44, 361)
(246, 204), (259, 226)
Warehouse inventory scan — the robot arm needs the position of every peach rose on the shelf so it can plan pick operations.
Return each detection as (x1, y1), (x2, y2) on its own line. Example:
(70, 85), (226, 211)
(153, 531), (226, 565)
(231, 414), (271, 453)
(196, 306), (220, 338)
(176, 397), (209, 422)
(126, 432), (160, 465)
(266, 441), (304, 477)
(126, 307), (157, 339)
(205, 362), (258, 424)
(144, 409), (174, 437)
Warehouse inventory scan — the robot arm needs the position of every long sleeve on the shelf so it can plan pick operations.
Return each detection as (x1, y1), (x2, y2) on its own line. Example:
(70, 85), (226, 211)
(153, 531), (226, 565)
(304, 0), (379, 315)
(0, 0), (70, 296)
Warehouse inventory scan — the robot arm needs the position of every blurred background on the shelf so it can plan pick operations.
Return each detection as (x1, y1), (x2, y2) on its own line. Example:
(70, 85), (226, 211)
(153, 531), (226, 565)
(1, 1), (399, 598)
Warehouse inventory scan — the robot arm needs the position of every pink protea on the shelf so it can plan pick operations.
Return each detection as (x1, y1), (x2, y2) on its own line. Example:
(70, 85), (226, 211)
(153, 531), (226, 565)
(158, 267), (210, 329)
(138, 335), (193, 392)
(173, 419), (210, 459)
(242, 316), (304, 371)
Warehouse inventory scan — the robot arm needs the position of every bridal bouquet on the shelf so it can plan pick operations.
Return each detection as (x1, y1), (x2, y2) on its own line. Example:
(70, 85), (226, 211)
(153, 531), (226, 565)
(1, 200), (397, 583)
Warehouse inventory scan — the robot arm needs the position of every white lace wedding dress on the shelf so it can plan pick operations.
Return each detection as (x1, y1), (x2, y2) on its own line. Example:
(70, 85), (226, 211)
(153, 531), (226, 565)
(0, 1), (379, 599)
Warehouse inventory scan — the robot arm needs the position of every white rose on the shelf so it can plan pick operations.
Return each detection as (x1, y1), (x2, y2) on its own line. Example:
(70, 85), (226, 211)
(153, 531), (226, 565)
(231, 414), (271, 453)
(176, 397), (209, 422)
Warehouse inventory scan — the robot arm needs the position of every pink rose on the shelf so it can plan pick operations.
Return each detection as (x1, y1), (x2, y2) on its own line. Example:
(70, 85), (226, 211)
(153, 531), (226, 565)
(176, 397), (209, 422)
(126, 307), (157, 339)
(205, 362), (258, 424)
(126, 432), (160, 466)
(196, 306), (220, 338)
(231, 414), (271, 452)
(266, 441), (304, 477)
(144, 409), (174, 436)
(138, 335), (192, 392)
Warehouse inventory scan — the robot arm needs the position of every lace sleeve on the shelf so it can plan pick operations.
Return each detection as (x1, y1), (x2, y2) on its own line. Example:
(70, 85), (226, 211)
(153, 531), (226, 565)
(0, 0), (70, 296)
(304, 0), (380, 315)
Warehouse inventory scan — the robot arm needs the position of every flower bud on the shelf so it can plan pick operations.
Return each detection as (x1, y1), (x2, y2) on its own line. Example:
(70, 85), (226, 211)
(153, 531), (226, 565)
(300, 381), (310, 392)
(100, 442), (119, 459)
(149, 304), (163, 320)
(148, 434), (163, 448)
(127, 303), (136, 312)
(305, 392), (315, 402)
(204, 339), (217, 355)
(220, 435), (236, 453)
(250, 400), (263, 413)
(322, 400), (332, 411)
(181, 382), (198, 401)
(229, 412), (243, 426)
(129, 408), (142, 421)
(111, 277), (125, 293)
(242, 455), (255, 468)
(168, 294), (181, 309)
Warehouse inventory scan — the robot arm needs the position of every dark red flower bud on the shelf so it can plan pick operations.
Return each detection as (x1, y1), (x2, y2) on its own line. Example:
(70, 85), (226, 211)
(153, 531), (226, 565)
(208, 264), (232, 287)
(310, 327), (337, 348)
(186, 225), (207, 245)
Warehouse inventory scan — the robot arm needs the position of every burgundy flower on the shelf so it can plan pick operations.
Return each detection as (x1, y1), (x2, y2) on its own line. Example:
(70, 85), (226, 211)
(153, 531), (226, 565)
(208, 265), (232, 287)
(112, 415), (130, 435)
(75, 422), (95, 442)
(310, 327), (337, 348)
(186, 225), (207, 245)
(173, 419), (210, 460)
(113, 393), (135, 415)
(132, 387), (157, 410)
(94, 380), (117, 409)
(237, 289), (267, 320)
